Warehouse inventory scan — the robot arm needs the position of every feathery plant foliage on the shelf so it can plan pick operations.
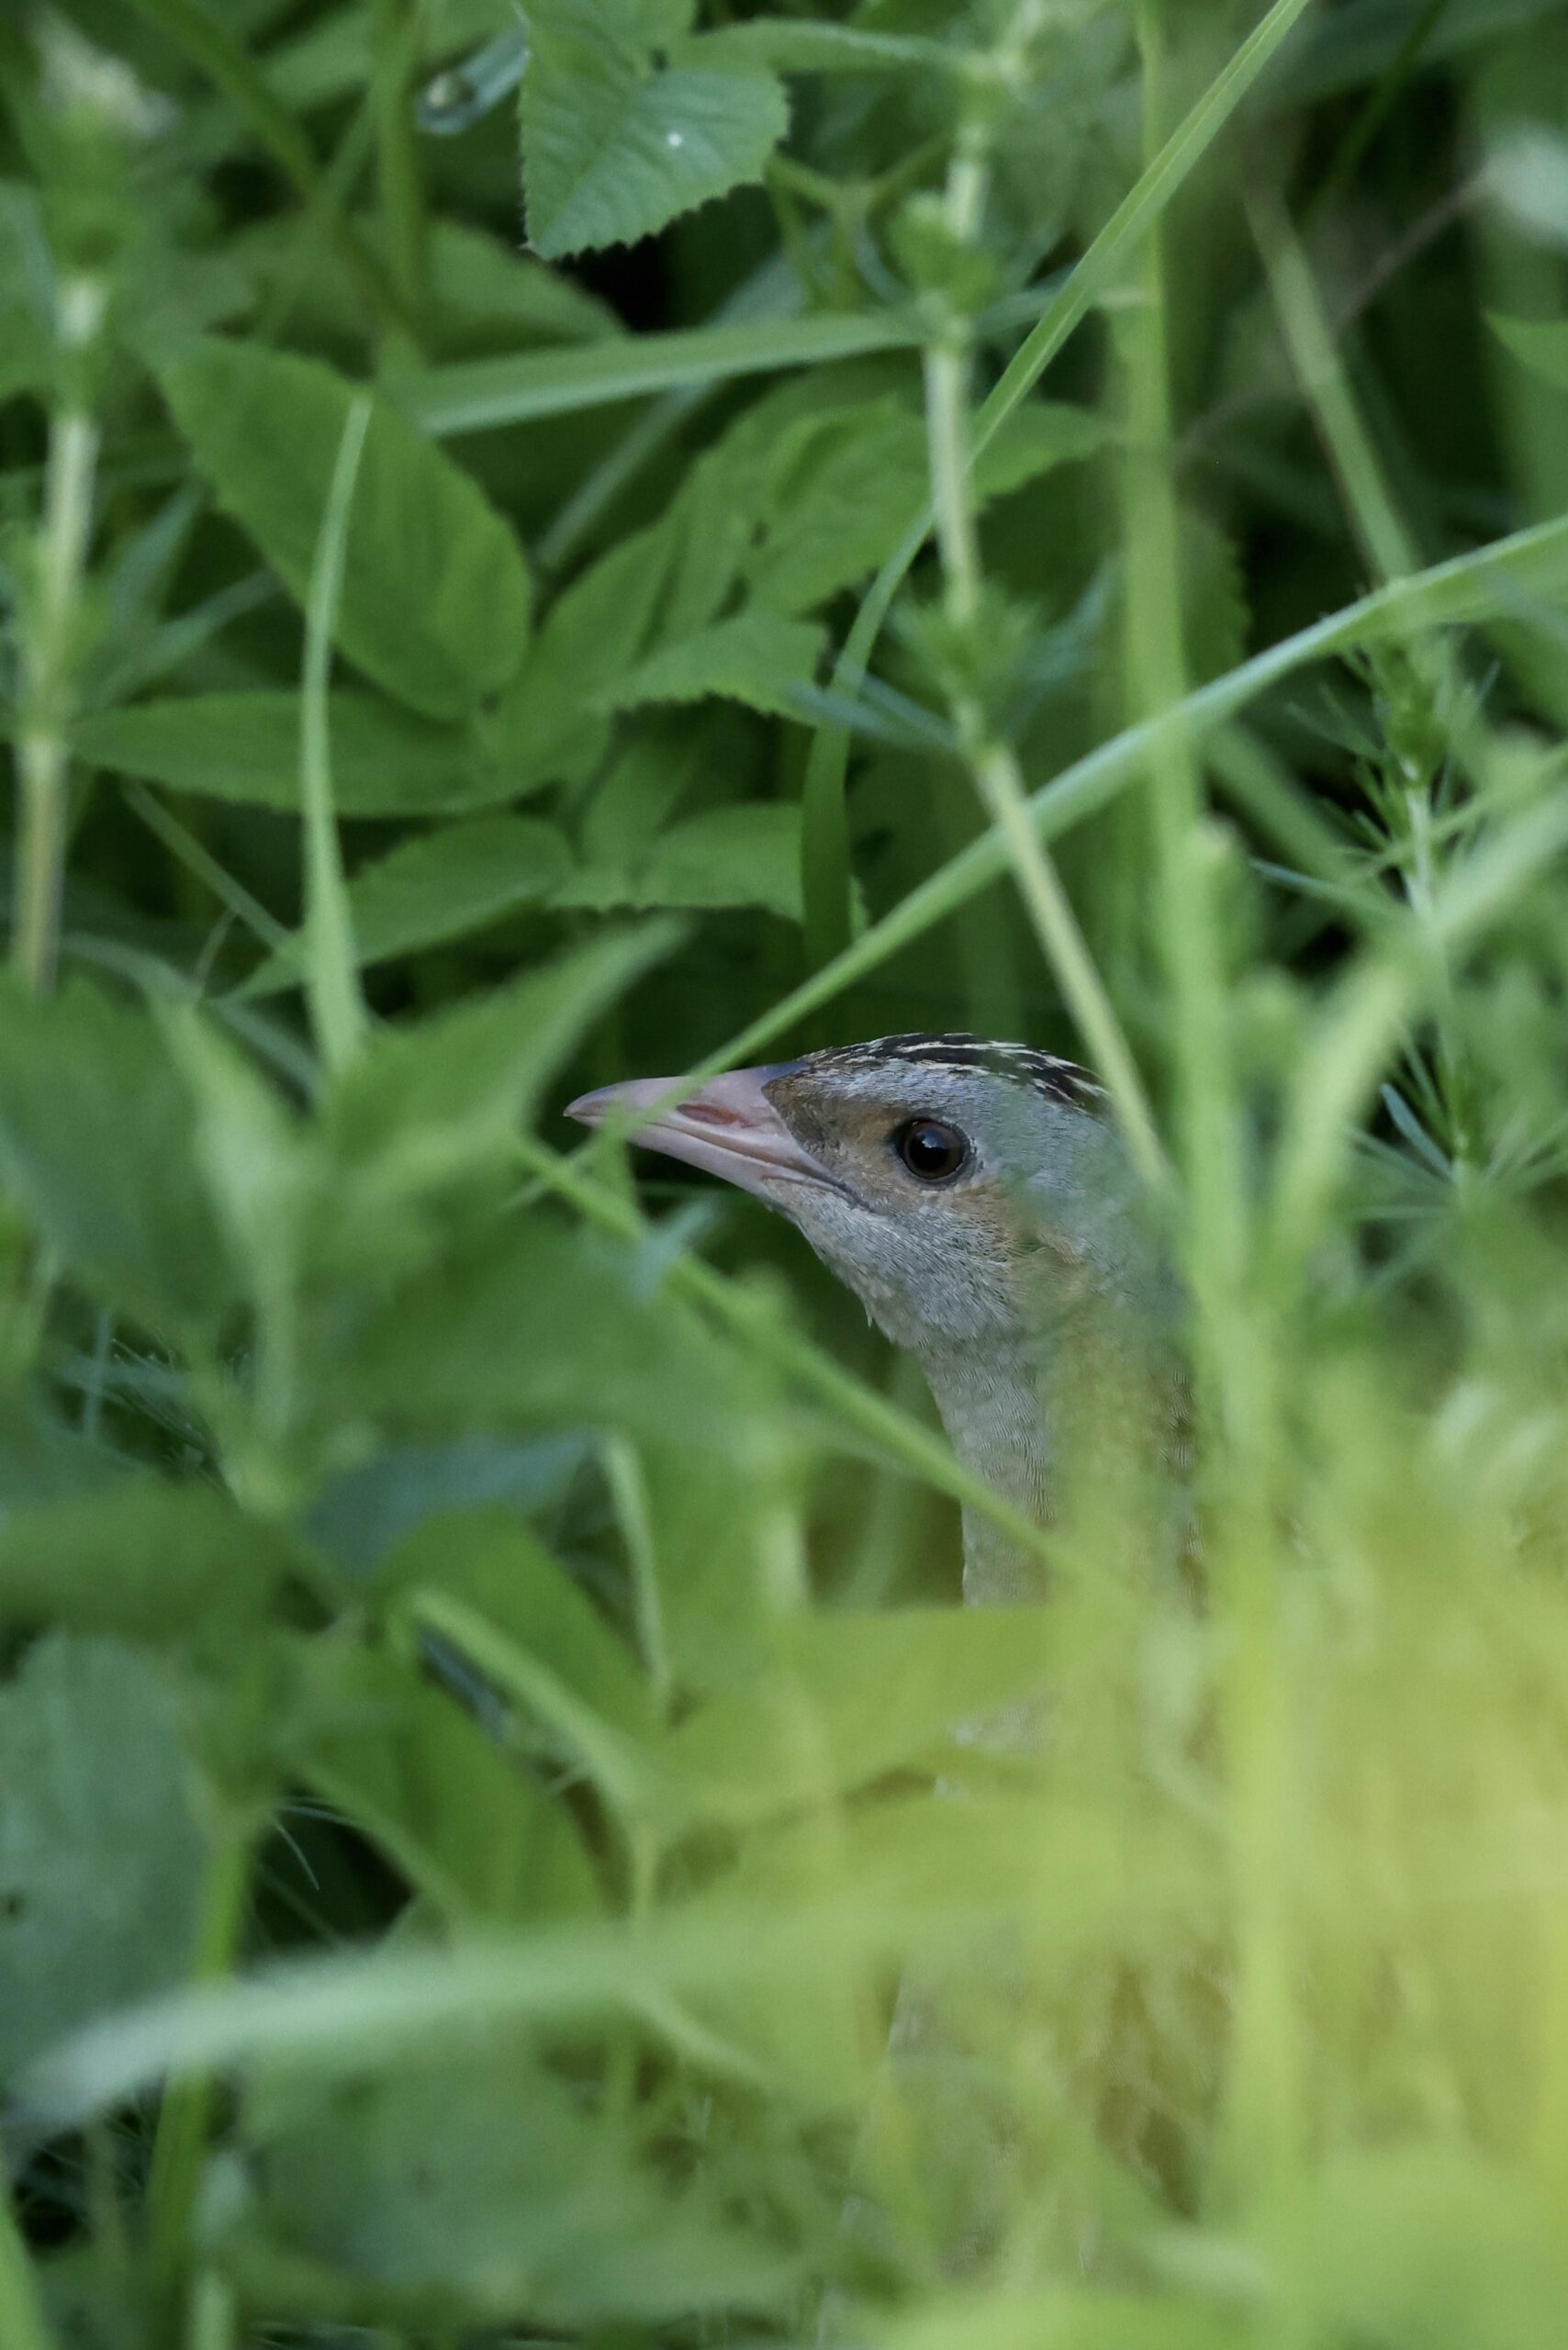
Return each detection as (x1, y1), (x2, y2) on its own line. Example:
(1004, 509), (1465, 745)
(3, 0), (1568, 2341)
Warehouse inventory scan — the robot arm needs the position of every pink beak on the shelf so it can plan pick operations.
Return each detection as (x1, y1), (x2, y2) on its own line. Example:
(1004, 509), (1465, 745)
(565, 1066), (831, 1203)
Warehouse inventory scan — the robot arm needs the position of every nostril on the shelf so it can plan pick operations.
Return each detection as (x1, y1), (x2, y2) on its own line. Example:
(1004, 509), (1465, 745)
(679, 1100), (749, 1130)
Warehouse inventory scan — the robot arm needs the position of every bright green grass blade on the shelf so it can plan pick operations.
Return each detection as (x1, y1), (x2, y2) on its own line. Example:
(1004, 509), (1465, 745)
(299, 397), (372, 1074)
(391, 310), (927, 437)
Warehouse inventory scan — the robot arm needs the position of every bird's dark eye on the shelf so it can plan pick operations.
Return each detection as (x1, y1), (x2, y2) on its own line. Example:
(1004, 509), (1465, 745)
(894, 1118), (969, 1182)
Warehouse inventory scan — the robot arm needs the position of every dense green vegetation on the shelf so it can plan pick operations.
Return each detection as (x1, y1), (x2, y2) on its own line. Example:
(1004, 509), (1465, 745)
(4, 0), (1568, 2340)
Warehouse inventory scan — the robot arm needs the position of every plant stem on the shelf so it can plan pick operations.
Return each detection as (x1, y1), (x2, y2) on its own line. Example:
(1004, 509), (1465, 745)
(299, 397), (373, 1074)
(12, 276), (104, 993)
(372, 0), (430, 344)
(145, 1832), (253, 2313)
(0, 2184), (56, 2350)
(918, 45), (1166, 1186)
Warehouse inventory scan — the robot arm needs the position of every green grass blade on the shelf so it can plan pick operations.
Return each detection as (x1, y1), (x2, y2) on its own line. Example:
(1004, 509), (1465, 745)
(299, 397), (372, 1074)
(392, 310), (927, 438)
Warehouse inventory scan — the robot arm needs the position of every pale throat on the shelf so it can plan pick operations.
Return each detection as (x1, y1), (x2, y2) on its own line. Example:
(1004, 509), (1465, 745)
(913, 1327), (1053, 1608)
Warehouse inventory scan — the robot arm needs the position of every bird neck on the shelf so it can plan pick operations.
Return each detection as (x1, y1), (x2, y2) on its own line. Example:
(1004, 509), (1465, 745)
(916, 1285), (1173, 1608)
(915, 1330), (1053, 1607)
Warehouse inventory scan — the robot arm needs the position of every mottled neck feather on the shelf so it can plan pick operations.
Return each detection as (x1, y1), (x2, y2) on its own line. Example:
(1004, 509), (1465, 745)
(917, 1286), (1178, 1607)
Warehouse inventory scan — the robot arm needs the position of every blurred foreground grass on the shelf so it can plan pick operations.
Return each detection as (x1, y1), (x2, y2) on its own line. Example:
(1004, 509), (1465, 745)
(5, 0), (1568, 2343)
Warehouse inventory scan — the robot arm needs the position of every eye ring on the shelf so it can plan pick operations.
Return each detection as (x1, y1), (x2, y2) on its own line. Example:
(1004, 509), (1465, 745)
(893, 1118), (970, 1183)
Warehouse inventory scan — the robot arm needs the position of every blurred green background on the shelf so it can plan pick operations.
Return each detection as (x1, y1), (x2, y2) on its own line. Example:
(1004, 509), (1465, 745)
(5, 0), (1568, 2343)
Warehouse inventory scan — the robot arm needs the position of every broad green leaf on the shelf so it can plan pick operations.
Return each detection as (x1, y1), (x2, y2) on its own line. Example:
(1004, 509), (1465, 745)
(421, 220), (625, 342)
(557, 804), (807, 921)
(342, 1220), (737, 1450)
(75, 691), (524, 816)
(239, 815), (573, 996)
(599, 610), (823, 719)
(0, 1483), (298, 1659)
(294, 1642), (601, 1923)
(0, 1400), (127, 1518)
(0, 977), (234, 1334)
(0, 1636), (207, 2084)
(243, 2047), (791, 2325)
(644, 803), (806, 915)
(160, 339), (532, 720)
(317, 922), (681, 1258)
(386, 1505), (660, 1747)
(666, 1606), (1058, 1823)
(483, 518), (675, 795)
(305, 1435), (593, 1575)
(735, 396), (1104, 618)
(580, 728), (698, 865)
(324, 921), (678, 1167)
(972, 400), (1115, 498)
(237, 216), (624, 351)
(1490, 312), (1568, 393)
(521, 0), (789, 260)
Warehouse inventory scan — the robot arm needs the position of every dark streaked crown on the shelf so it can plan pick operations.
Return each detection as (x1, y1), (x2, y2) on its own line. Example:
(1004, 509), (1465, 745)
(799, 1033), (1104, 1113)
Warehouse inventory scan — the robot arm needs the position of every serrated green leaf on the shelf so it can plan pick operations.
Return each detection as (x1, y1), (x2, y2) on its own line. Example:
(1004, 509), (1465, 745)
(160, 339), (532, 720)
(318, 923), (681, 1259)
(239, 815), (573, 996)
(598, 609), (822, 719)
(0, 977), (235, 1334)
(388, 1505), (660, 1748)
(521, 0), (789, 260)
(75, 691), (523, 816)
(972, 399), (1114, 498)
(0, 1636), (207, 2085)
(484, 519), (674, 792)
(341, 1221), (736, 1450)
(734, 397), (1105, 618)
(557, 804), (806, 920)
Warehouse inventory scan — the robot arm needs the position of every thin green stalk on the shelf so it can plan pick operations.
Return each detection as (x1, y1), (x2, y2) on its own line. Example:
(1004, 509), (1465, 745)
(185, 2269), (237, 2350)
(965, 734), (1169, 1190)
(1252, 191), (1420, 586)
(122, 785), (292, 957)
(298, 397), (372, 1074)
(1305, 0), (1451, 225)
(1126, 1), (1299, 2212)
(12, 275), (104, 993)
(602, 1436), (671, 1714)
(371, 0), (429, 342)
(796, 0), (1319, 973)
(144, 1833), (253, 2308)
(0, 2186), (55, 2350)
(915, 36), (1166, 1185)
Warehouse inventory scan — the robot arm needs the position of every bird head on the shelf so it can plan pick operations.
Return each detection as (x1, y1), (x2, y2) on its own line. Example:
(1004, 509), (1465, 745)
(567, 1035), (1154, 1360)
